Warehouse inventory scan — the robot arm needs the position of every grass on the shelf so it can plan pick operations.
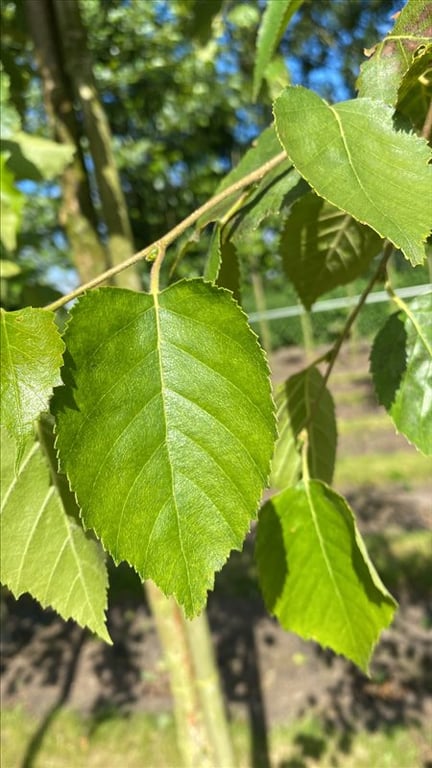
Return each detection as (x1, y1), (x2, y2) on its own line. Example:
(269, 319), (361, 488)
(335, 450), (432, 487)
(365, 530), (432, 596)
(1, 707), (428, 768)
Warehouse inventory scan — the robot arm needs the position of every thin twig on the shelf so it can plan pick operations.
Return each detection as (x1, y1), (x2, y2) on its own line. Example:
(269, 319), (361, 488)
(45, 151), (287, 311)
(321, 242), (394, 390)
(301, 242), (394, 434)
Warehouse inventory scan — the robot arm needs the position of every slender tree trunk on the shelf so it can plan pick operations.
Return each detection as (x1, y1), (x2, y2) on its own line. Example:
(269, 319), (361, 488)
(146, 582), (214, 768)
(184, 612), (236, 767)
(23, 0), (108, 284)
(52, 0), (140, 290)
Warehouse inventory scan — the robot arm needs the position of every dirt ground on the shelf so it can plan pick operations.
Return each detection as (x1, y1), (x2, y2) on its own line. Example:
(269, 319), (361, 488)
(1, 343), (431, 763)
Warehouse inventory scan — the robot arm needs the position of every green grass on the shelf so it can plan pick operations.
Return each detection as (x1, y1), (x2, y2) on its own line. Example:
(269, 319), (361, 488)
(335, 450), (432, 487)
(365, 530), (432, 596)
(270, 718), (428, 767)
(337, 413), (392, 433)
(1, 708), (181, 768)
(1, 707), (428, 768)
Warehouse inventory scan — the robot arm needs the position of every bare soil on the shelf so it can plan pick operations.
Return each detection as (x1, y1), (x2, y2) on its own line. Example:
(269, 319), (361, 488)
(1, 343), (431, 764)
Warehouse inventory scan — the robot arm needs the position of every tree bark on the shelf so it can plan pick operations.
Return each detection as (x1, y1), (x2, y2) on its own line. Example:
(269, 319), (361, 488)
(146, 582), (214, 768)
(23, 0), (108, 284)
(184, 611), (236, 767)
(52, 0), (140, 290)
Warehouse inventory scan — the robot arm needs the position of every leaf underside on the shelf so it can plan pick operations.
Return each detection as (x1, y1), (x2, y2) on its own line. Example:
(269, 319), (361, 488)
(271, 366), (337, 489)
(274, 87), (432, 266)
(280, 192), (382, 309)
(0, 427), (110, 642)
(357, 0), (432, 105)
(256, 480), (397, 672)
(371, 293), (432, 455)
(54, 279), (276, 617)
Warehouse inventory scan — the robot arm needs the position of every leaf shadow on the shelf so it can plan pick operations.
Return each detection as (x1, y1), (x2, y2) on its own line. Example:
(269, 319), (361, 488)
(50, 348), (80, 415)
(371, 313), (407, 410)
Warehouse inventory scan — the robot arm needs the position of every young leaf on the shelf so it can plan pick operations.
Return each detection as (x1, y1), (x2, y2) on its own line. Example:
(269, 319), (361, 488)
(0, 426), (110, 642)
(0, 307), (65, 463)
(204, 226), (241, 303)
(357, 0), (432, 105)
(280, 192), (382, 309)
(197, 125), (290, 229)
(54, 280), (276, 617)
(227, 162), (305, 244)
(253, 0), (304, 101)
(396, 43), (432, 133)
(271, 366), (337, 489)
(274, 87), (432, 266)
(256, 481), (397, 672)
(370, 293), (432, 455)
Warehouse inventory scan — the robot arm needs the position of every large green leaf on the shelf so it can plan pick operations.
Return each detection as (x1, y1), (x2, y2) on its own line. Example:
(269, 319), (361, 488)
(280, 192), (382, 309)
(0, 427), (110, 642)
(271, 366), (337, 489)
(274, 87), (432, 266)
(54, 280), (276, 617)
(253, 0), (304, 100)
(256, 481), (397, 672)
(0, 307), (65, 463)
(370, 293), (432, 455)
(357, 0), (432, 105)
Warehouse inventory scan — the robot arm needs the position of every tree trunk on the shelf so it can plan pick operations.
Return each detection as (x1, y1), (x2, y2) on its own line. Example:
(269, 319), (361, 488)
(52, 0), (140, 291)
(146, 582), (214, 768)
(23, 0), (109, 285)
(184, 612), (236, 767)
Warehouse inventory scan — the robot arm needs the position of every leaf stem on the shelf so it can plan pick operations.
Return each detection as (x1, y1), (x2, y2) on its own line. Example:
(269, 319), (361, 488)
(45, 151), (287, 309)
(320, 242), (394, 390)
(302, 242), (394, 434)
(385, 279), (432, 357)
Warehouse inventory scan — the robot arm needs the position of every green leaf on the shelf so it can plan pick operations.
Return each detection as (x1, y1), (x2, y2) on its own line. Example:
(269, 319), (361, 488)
(186, 0), (223, 43)
(280, 192), (382, 309)
(0, 426), (110, 642)
(204, 227), (241, 303)
(0, 154), (24, 252)
(256, 481), (397, 672)
(0, 307), (65, 464)
(197, 125), (291, 229)
(274, 87), (432, 266)
(227, 161), (305, 244)
(54, 280), (276, 617)
(0, 259), (22, 278)
(271, 366), (337, 489)
(3, 132), (75, 182)
(396, 43), (432, 133)
(253, 0), (304, 101)
(370, 293), (432, 455)
(0, 70), (21, 139)
(357, 0), (432, 105)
